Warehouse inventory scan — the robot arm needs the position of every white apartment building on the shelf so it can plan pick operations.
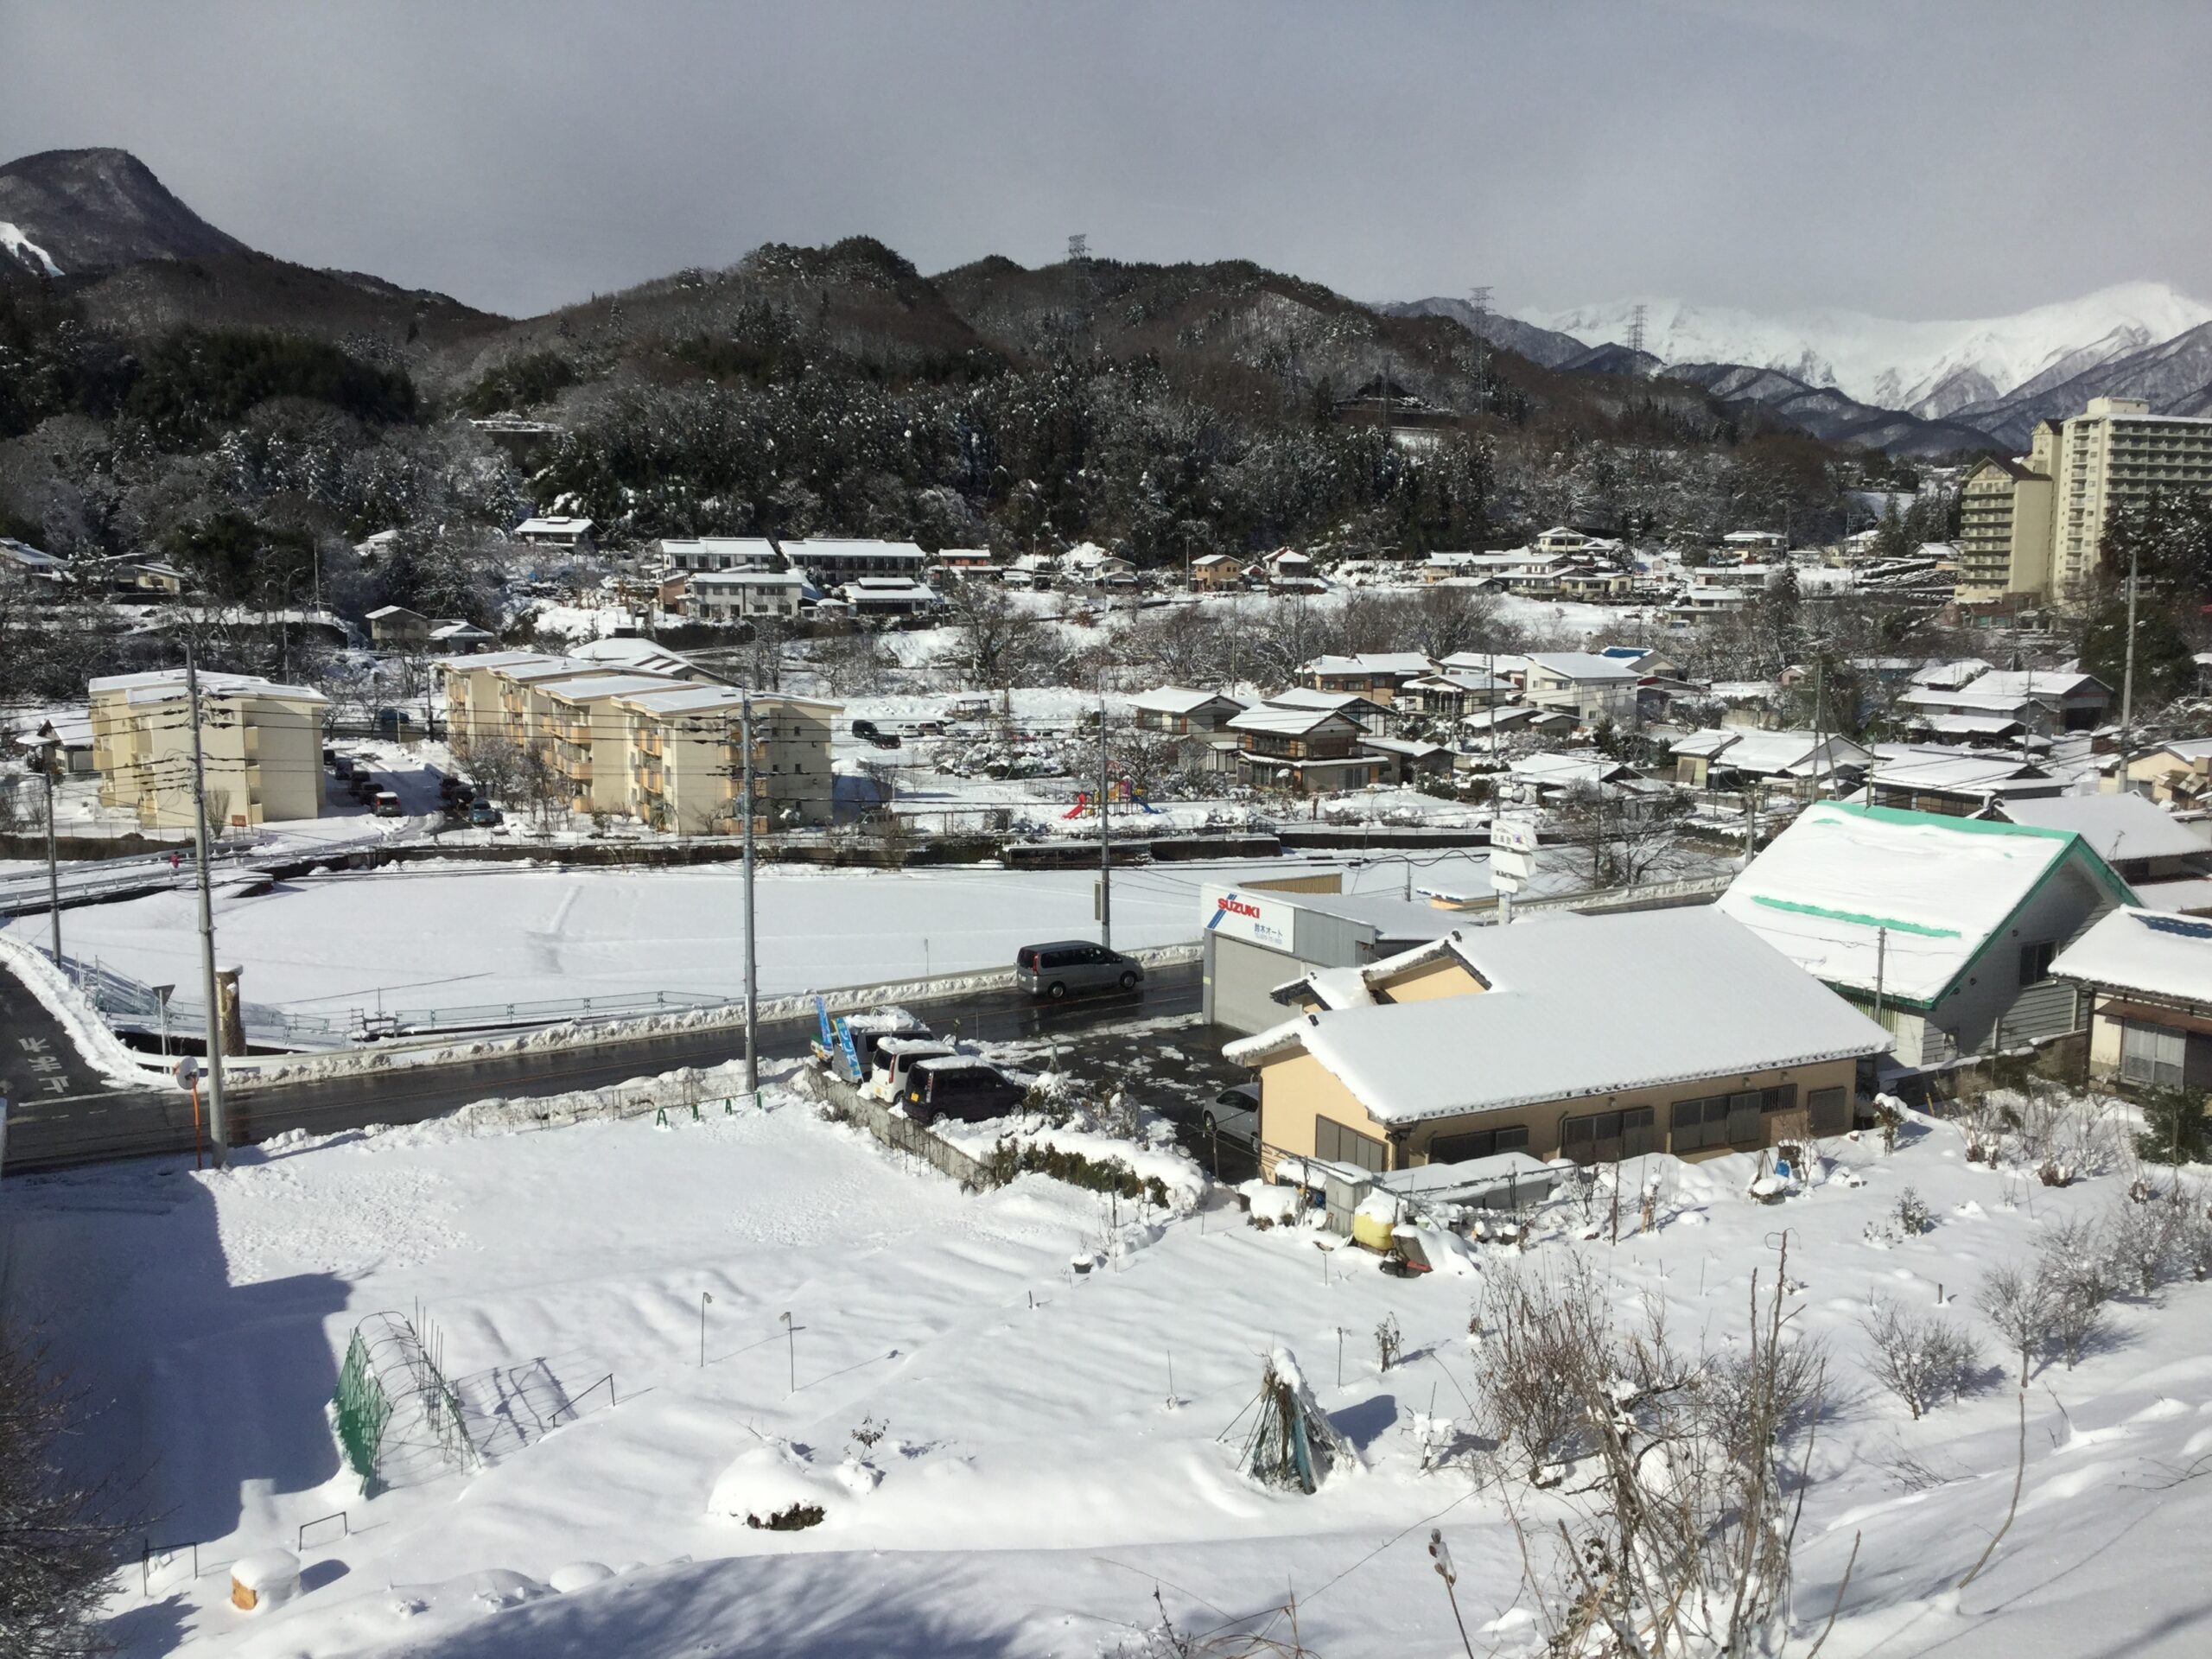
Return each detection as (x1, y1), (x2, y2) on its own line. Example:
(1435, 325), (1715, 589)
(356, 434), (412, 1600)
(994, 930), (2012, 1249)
(89, 669), (327, 830)
(690, 568), (808, 620)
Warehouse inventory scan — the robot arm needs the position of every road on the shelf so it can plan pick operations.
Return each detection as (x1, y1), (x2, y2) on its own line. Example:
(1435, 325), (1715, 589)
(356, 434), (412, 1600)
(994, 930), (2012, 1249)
(0, 962), (1204, 1172)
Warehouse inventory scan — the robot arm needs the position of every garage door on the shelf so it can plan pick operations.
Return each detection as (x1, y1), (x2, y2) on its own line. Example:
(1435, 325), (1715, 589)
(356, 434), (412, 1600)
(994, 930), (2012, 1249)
(1207, 935), (1311, 1035)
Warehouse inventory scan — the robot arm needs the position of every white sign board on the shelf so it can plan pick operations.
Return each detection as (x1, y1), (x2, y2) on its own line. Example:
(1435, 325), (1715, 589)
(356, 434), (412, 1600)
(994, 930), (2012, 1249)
(1489, 846), (1535, 882)
(1199, 885), (1295, 952)
(1490, 816), (1540, 853)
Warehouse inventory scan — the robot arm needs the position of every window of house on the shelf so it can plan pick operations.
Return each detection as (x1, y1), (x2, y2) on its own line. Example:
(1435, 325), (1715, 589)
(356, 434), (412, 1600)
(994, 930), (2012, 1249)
(1427, 1124), (1529, 1165)
(2018, 941), (2057, 987)
(2120, 1020), (2186, 1090)
(1313, 1116), (1387, 1173)
(1560, 1107), (1654, 1163)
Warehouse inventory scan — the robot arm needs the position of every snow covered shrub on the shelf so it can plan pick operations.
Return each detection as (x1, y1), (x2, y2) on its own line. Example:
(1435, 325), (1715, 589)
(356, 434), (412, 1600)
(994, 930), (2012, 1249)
(1894, 1186), (1933, 1236)
(2037, 1217), (2113, 1367)
(1482, 1253), (1823, 1656)
(2102, 1196), (2190, 1297)
(748, 1502), (825, 1531)
(1859, 1298), (1980, 1419)
(1375, 1313), (1403, 1373)
(1975, 1262), (2056, 1388)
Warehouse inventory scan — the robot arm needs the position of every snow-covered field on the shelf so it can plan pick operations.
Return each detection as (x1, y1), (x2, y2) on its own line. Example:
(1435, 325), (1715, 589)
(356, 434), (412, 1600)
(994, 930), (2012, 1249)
(7, 857), (1468, 1014)
(12, 1073), (2212, 1657)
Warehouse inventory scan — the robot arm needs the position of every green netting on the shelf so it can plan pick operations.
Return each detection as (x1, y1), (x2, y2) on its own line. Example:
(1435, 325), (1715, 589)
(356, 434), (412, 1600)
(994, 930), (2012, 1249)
(334, 1331), (391, 1490)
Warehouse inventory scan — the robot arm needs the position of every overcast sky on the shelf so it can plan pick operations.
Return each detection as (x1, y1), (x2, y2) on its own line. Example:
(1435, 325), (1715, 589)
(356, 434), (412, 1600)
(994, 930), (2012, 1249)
(4, 0), (2207, 323)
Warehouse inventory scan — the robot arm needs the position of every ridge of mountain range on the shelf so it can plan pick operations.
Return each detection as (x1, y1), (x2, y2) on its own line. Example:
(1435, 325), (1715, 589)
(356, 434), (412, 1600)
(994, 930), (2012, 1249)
(1391, 284), (2212, 453)
(7, 144), (2209, 463)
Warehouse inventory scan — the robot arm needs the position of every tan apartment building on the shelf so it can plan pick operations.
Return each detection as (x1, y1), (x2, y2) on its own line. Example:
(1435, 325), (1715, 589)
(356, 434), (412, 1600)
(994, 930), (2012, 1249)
(527, 673), (691, 816)
(1955, 446), (2054, 601)
(436, 652), (835, 835)
(617, 685), (837, 835)
(89, 669), (327, 830)
(1227, 908), (1884, 1174)
(2050, 397), (2212, 597)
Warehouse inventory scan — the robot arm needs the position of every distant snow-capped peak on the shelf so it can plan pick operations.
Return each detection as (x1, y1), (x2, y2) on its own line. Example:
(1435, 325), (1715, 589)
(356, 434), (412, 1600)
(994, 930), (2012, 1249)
(1522, 282), (2212, 419)
(0, 219), (63, 277)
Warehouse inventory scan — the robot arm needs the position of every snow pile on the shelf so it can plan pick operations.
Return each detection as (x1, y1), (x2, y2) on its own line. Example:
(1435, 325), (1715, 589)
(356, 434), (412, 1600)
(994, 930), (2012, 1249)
(708, 1439), (840, 1529)
(0, 930), (172, 1086)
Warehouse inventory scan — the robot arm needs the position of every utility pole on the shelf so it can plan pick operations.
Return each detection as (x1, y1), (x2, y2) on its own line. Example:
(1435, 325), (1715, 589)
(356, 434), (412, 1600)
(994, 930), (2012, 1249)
(1097, 680), (1113, 952)
(741, 695), (759, 1096)
(184, 645), (229, 1168)
(1873, 925), (1887, 1027)
(35, 724), (60, 966)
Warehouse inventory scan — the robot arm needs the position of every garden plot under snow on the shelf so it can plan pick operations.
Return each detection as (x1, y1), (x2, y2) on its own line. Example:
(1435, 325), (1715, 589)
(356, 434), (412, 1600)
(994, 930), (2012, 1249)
(9, 1068), (2212, 1656)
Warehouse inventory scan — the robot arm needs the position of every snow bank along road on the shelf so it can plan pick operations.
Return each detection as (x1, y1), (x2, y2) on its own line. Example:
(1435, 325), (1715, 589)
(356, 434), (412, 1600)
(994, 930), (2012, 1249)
(0, 961), (1202, 1171)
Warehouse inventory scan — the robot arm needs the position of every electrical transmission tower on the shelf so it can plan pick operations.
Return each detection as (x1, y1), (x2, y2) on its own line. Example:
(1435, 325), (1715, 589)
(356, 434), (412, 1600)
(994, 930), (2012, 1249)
(1067, 232), (1089, 266)
(1626, 302), (1649, 359)
(1468, 283), (1492, 409)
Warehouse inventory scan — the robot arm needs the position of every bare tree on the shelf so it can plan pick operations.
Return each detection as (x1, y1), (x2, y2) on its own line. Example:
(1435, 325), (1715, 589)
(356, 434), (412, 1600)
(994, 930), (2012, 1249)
(944, 579), (1048, 690)
(1975, 1262), (2055, 1389)
(0, 1331), (141, 1659)
(1551, 779), (1689, 889)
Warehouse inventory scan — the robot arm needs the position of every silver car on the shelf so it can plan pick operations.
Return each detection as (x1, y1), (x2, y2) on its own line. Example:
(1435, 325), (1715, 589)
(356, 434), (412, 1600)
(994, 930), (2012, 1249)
(1014, 939), (1145, 1001)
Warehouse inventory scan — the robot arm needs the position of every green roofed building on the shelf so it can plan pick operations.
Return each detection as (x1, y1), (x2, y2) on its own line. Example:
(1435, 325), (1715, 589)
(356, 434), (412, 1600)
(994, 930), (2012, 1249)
(1717, 803), (2137, 1068)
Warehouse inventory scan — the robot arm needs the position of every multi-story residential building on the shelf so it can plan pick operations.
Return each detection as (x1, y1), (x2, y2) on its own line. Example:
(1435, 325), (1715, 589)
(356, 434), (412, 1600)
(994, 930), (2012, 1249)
(1955, 447), (2054, 601)
(2050, 397), (2212, 597)
(617, 685), (836, 835)
(435, 652), (835, 836)
(779, 537), (929, 586)
(690, 569), (808, 621)
(89, 669), (327, 830)
(658, 537), (780, 574)
(512, 516), (597, 556)
(527, 673), (689, 817)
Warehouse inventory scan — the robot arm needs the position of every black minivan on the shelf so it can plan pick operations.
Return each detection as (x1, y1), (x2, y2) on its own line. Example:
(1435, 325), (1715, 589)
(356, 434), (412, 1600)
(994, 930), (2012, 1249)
(903, 1059), (1029, 1124)
(1014, 940), (1145, 1001)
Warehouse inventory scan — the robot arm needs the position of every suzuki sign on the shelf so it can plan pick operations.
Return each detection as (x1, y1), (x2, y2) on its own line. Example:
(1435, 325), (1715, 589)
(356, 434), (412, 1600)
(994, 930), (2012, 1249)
(1201, 886), (1294, 951)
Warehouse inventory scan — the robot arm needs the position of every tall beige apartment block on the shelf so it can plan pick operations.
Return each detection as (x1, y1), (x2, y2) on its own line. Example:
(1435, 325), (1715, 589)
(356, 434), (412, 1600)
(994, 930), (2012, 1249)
(89, 669), (327, 830)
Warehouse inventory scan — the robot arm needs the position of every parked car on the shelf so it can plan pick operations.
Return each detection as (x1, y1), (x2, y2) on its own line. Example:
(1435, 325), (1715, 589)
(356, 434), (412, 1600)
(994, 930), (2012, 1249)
(372, 790), (403, 817)
(871, 1037), (955, 1100)
(1014, 940), (1145, 1001)
(902, 1059), (1029, 1125)
(468, 802), (503, 826)
(321, 746), (338, 769)
(348, 774), (380, 804)
(330, 753), (356, 779)
(1203, 1083), (1261, 1146)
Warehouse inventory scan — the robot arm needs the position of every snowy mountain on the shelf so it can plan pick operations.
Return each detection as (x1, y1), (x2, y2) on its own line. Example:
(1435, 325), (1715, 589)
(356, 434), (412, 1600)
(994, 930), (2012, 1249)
(1524, 282), (2212, 422)
(0, 147), (247, 276)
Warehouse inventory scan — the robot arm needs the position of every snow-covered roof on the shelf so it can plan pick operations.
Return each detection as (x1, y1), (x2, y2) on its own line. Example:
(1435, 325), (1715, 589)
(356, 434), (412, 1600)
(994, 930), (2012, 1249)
(2052, 908), (2212, 1007)
(568, 638), (711, 677)
(515, 516), (594, 537)
(2133, 876), (2212, 915)
(87, 669), (326, 705)
(364, 604), (423, 620)
(1522, 652), (1639, 683)
(1129, 687), (1243, 716)
(1358, 736), (1449, 759)
(1918, 713), (2026, 738)
(1, 537), (66, 569)
(1717, 803), (2132, 1005)
(788, 537), (928, 563)
(439, 649), (566, 673)
(534, 673), (686, 702)
(2144, 740), (2212, 766)
(1403, 671), (1510, 694)
(1866, 752), (2044, 791)
(1910, 658), (1992, 690)
(1508, 751), (1629, 785)
(1302, 652), (1434, 677)
(1226, 705), (1361, 737)
(658, 536), (779, 561)
(428, 621), (494, 641)
(1266, 688), (1387, 715)
(1227, 908), (1885, 1123)
(1961, 670), (2107, 702)
(1717, 731), (1872, 778)
(1999, 794), (2206, 863)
